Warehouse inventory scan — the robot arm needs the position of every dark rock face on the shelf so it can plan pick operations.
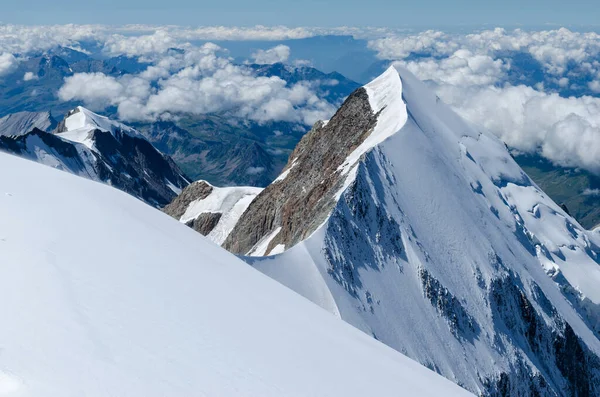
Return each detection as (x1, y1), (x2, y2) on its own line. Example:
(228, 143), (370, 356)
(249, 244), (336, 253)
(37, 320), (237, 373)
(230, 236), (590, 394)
(90, 129), (190, 206)
(224, 87), (379, 255)
(186, 212), (222, 236)
(324, 154), (406, 298)
(163, 181), (214, 220)
(419, 267), (481, 341)
(487, 272), (600, 396)
(0, 128), (86, 167)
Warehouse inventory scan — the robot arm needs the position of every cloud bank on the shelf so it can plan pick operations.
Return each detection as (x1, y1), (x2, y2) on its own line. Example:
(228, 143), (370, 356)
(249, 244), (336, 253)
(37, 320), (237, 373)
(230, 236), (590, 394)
(369, 28), (600, 174)
(435, 83), (600, 173)
(0, 53), (18, 76)
(58, 44), (334, 125)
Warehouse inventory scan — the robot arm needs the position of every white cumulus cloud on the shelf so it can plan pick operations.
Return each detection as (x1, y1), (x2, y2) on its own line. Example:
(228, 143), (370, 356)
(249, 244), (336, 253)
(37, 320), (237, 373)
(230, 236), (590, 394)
(251, 45), (291, 65)
(23, 72), (38, 81)
(0, 53), (18, 76)
(435, 83), (600, 173)
(58, 44), (334, 125)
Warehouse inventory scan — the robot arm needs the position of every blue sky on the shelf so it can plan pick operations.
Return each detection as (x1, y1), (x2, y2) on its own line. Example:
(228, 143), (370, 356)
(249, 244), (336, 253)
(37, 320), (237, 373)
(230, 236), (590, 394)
(2, 0), (599, 27)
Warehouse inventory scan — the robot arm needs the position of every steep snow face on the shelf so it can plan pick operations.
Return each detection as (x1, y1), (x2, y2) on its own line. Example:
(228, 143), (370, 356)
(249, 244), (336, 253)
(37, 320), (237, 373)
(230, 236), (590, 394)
(165, 180), (262, 245)
(0, 151), (472, 397)
(0, 108), (189, 207)
(0, 111), (57, 136)
(244, 67), (600, 395)
(57, 106), (141, 150)
(339, 65), (407, 174)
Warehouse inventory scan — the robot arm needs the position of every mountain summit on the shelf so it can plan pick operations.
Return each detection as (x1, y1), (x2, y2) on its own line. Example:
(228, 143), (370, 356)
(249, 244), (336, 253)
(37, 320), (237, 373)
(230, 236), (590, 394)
(172, 66), (600, 395)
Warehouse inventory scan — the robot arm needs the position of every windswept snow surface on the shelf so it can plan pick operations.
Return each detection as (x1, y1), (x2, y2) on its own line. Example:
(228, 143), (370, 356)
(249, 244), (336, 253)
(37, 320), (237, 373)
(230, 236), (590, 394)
(0, 111), (56, 136)
(0, 151), (473, 397)
(246, 66), (600, 395)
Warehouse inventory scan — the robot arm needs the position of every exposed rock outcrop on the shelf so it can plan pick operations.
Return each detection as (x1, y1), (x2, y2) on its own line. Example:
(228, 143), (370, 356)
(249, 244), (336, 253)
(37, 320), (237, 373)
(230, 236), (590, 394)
(163, 181), (213, 220)
(223, 88), (379, 255)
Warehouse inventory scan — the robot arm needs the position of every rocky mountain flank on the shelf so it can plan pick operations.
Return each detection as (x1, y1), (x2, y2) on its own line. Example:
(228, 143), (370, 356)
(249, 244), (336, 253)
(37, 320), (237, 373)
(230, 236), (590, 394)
(164, 180), (262, 244)
(0, 111), (57, 136)
(223, 87), (379, 255)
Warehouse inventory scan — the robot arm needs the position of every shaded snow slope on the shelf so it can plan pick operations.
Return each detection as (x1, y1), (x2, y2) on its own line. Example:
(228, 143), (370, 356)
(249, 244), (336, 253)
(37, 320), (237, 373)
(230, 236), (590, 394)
(0, 107), (189, 207)
(0, 151), (472, 397)
(0, 111), (56, 136)
(241, 66), (600, 395)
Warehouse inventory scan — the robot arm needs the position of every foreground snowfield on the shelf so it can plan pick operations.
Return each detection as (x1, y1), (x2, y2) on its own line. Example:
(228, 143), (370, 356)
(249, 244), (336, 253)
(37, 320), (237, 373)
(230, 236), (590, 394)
(0, 152), (471, 396)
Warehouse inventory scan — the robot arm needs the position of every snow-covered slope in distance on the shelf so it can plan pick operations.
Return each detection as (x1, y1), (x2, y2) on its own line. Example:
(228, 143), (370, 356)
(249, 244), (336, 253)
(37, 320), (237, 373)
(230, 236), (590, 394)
(0, 151), (472, 397)
(237, 66), (600, 395)
(0, 111), (57, 136)
(0, 107), (189, 206)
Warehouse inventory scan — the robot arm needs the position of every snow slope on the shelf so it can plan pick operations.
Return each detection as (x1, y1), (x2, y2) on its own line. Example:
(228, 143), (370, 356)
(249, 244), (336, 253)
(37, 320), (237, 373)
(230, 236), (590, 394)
(241, 66), (600, 395)
(164, 180), (263, 244)
(0, 111), (56, 136)
(0, 151), (472, 397)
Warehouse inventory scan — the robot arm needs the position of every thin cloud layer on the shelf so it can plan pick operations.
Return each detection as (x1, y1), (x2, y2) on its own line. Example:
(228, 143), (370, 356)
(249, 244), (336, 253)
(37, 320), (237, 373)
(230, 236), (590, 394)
(0, 24), (100, 55)
(369, 28), (600, 80)
(0, 24), (401, 57)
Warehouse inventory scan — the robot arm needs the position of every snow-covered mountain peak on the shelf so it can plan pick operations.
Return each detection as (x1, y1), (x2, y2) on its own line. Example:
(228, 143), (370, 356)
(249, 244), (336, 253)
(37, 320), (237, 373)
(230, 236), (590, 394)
(339, 66), (407, 174)
(0, 107), (189, 207)
(202, 66), (600, 395)
(56, 106), (140, 149)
